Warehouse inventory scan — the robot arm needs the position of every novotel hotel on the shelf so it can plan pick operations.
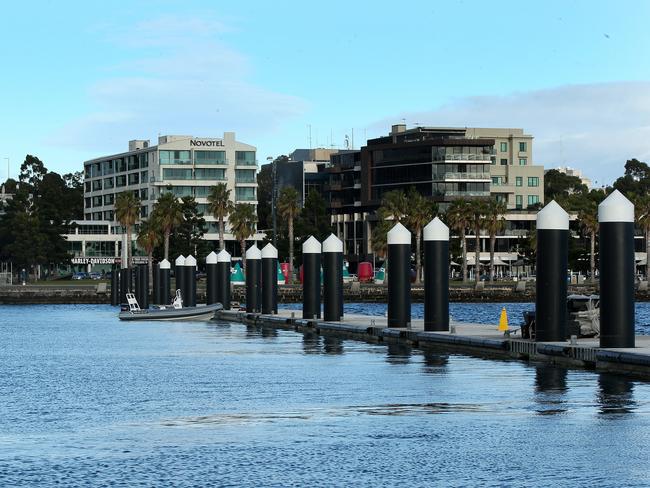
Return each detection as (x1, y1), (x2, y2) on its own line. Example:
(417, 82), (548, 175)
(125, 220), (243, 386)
(75, 133), (261, 262)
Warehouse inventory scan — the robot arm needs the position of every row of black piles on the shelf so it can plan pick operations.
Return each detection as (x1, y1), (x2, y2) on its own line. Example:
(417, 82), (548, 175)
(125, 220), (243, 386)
(110, 189), (635, 348)
(110, 250), (233, 309)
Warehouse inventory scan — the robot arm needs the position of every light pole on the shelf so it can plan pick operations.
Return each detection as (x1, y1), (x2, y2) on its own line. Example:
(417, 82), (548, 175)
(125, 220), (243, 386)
(267, 156), (277, 248)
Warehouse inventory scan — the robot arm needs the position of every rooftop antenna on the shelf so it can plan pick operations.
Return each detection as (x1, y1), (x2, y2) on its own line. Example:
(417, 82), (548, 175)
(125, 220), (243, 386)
(308, 124), (312, 149)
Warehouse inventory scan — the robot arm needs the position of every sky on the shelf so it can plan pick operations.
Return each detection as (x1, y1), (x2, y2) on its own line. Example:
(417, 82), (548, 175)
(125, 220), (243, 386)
(1, 0), (649, 187)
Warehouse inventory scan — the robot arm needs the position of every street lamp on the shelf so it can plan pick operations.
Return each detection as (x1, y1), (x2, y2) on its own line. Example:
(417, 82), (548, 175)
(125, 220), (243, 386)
(266, 156), (277, 248)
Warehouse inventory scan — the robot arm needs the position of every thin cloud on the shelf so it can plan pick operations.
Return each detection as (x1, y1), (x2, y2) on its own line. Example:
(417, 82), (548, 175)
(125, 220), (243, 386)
(370, 82), (650, 185)
(48, 14), (307, 151)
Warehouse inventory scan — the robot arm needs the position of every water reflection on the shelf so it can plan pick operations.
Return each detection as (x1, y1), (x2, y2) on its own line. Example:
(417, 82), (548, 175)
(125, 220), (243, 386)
(421, 350), (449, 375)
(534, 365), (568, 415)
(260, 326), (278, 339)
(597, 373), (636, 416)
(302, 331), (321, 354)
(323, 336), (344, 355)
(385, 343), (412, 365)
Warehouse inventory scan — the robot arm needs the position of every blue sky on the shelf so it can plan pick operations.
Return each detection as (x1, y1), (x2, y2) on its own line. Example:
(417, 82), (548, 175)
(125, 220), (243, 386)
(1, 0), (649, 186)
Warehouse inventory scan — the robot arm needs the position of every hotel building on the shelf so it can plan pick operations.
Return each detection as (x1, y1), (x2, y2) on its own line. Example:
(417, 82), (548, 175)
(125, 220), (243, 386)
(71, 133), (261, 267)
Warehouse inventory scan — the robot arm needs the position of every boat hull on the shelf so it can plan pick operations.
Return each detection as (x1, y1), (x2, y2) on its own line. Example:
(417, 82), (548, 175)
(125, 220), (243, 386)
(118, 303), (223, 321)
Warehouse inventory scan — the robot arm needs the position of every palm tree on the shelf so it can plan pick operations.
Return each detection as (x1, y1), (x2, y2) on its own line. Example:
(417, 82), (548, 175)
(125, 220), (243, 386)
(278, 187), (300, 283)
(578, 205), (598, 283)
(371, 219), (391, 260)
(485, 200), (507, 281)
(380, 189), (408, 222)
(635, 195), (650, 280)
(229, 203), (257, 270)
(207, 183), (234, 251)
(470, 199), (488, 282)
(445, 199), (473, 282)
(405, 187), (435, 284)
(115, 191), (141, 268)
(136, 217), (161, 290)
(152, 192), (183, 261)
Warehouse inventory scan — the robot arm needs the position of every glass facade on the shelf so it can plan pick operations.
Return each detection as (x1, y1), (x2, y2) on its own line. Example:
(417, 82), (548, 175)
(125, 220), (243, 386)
(235, 187), (256, 201)
(163, 168), (193, 180)
(159, 150), (191, 165)
(195, 168), (226, 180)
(195, 151), (226, 164)
(235, 151), (256, 165)
(235, 169), (256, 183)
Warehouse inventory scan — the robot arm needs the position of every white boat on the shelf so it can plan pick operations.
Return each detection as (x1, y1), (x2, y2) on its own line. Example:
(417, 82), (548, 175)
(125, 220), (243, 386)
(118, 290), (222, 321)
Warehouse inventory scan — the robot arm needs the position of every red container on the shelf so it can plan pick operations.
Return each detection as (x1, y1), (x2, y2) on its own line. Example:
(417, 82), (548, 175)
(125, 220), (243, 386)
(357, 262), (373, 282)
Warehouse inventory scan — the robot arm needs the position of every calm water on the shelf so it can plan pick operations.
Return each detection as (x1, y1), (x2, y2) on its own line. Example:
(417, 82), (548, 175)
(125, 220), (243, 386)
(1, 304), (650, 487)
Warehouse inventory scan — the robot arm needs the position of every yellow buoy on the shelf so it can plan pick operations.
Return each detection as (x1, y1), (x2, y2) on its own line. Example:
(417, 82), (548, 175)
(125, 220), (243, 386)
(498, 307), (509, 331)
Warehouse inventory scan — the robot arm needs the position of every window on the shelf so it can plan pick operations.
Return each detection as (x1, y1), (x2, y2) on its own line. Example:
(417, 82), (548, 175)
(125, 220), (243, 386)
(103, 210), (114, 221)
(515, 195), (523, 210)
(194, 186), (211, 197)
(528, 177), (539, 187)
(140, 188), (148, 201)
(236, 169), (256, 183)
(500, 158), (508, 166)
(235, 187), (256, 201)
(519, 142), (527, 152)
(85, 197), (91, 209)
(491, 176), (506, 186)
(195, 150), (227, 164)
(163, 168), (193, 180)
(195, 168), (226, 180)
(127, 156), (139, 171)
(516, 176), (523, 187)
(116, 175), (127, 187)
(104, 194), (114, 205)
(490, 156), (496, 165)
(92, 212), (103, 220)
(92, 196), (103, 206)
(115, 158), (127, 173)
(500, 142), (507, 152)
(235, 151), (256, 166)
(159, 150), (191, 165)
(85, 181), (91, 192)
(104, 177), (114, 189)
(138, 152), (149, 168)
(140, 170), (148, 182)
(170, 186), (193, 197)
(519, 158), (527, 166)
(527, 195), (540, 207)
(140, 206), (148, 218)
(92, 180), (102, 191)
(128, 173), (139, 185)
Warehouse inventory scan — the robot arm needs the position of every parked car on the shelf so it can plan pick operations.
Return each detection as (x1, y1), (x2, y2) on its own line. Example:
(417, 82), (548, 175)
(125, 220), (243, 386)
(89, 272), (102, 280)
(72, 272), (89, 280)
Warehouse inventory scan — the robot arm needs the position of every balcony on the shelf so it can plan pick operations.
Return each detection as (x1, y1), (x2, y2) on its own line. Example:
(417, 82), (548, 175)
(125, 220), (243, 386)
(327, 182), (342, 192)
(445, 190), (491, 197)
(437, 172), (492, 181)
(438, 153), (492, 162)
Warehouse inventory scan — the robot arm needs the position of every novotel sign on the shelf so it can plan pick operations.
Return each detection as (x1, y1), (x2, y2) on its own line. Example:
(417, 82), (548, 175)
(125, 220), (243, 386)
(190, 140), (224, 147)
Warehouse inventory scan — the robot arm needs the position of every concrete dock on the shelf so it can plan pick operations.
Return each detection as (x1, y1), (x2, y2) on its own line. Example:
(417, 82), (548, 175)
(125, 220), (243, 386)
(216, 308), (650, 378)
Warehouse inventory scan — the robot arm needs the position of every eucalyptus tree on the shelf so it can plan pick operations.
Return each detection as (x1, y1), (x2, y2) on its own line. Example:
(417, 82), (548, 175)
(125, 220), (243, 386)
(207, 183), (234, 251)
(229, 203), (257, 271)
(278, 187), (300, 283)
(578, 205), (599, 283)
(115, 191), (141, 268)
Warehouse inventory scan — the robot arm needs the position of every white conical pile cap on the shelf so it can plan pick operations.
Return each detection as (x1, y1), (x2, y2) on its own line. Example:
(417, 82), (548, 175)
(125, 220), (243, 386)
(206, 251), (218, 264)
(175, 255), (186, 266)
(537, 200), (570, 230)
(387, 222), (411, 245)
(217, 249), (231, 262)
(303, 236), (321, 254)
(246, 244), (261, 260)
(423, 217), (449, 241)
(323, 233), (343, 253)
(261, 243), (278, 259)
(598, 189), (634, 223)
(185, 254), (197, 266)
(159, 259), (171, 269)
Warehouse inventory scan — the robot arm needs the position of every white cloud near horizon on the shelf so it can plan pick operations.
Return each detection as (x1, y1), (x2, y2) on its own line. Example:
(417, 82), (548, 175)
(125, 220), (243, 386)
(48, 14), (307, 151)
(370, 82), (650, 185)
